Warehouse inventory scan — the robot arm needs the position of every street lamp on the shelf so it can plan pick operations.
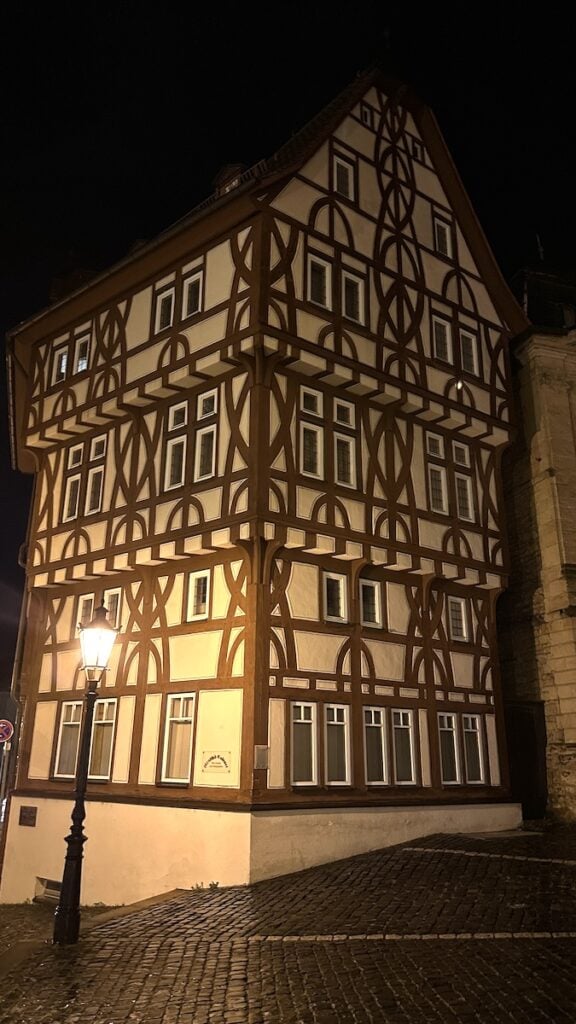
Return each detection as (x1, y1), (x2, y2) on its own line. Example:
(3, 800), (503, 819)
(53, 603), (118, 945)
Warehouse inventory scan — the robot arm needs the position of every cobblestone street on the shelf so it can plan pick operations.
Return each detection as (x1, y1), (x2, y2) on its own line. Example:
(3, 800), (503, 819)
(1, 829), (575, 1023)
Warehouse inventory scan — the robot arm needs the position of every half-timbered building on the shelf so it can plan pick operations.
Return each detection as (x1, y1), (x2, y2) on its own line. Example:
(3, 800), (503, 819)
(1, 69), (526, 905)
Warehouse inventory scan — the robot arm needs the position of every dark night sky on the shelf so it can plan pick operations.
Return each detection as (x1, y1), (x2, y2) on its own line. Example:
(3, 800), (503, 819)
(1, 2), (575, 687)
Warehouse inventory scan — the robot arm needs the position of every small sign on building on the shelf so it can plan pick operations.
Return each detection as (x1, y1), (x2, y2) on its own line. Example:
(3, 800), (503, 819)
(202, 751), (231, 773)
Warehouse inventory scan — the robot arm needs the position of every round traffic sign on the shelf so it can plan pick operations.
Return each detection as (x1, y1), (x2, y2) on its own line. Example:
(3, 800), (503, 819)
(0, 720), (14, 743)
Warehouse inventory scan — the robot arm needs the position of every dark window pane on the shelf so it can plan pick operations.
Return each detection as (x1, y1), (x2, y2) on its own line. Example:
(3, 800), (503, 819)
(293, 721), (313, 782)
(310, 262), (327, 305)
(366, 726), (384, 782)
(344, 277), (360, 320)
(440, 728), (458, 782)
(394, 727), (413, 782)
(327, 723), (346, 782)
(465, 730), (482, 782)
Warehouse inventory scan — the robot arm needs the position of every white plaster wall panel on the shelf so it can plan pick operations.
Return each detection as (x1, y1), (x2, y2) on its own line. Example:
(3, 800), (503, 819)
(387, 583), (411, 635)
(28, 701), (57, 780)
(239, 394), (250, 450)
(128, 344), (163, 387)
(169, 632), (222, 680)
(125, 290), (153, 351)
(0, 797), (252, 904)
(466, 531), (485, 562)
(230, 480), (248, 514)
(198, 488), (222, 522)
(125, 643), (139, 685)
(232, 449), (247, 473)
(212, 565), (231, 620)
(411, 193), (434, 251)
(160, 573), (184, 627)
(112, 695), (136, 783)
(205, 241), (236, 311)
(268, 699), (286, 789)
(86, 521), (107, 555)
(193, 689), (243, 788)
(112, 518), (127, 547)
(228, 628), (245, 677)
(37, 655), (53, 696)
(286, 563), (319, 621)
(296, 487), (323, 521)
(271, 628), (286, 664)
(485, 714), (501, 786)
(364, 640), (405, 682)
(293, 632), (345, 674)
(147, 639), (161, 684)
(296, 311), (331, 344)
(418, 518), (444, 551)
(450, 652), (474, 688)
(183, 311), (229, 357)
(272, 179), (322, 225)
(138, 693), (162, 784)
(414, 164), (449, 206)
(345, 499), (365, 534)
(103, 643), (123, 689)
(56, 599), (74, 645)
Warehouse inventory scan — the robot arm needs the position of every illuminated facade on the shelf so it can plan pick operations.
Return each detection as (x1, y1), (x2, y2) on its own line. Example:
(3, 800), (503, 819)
(1, 70), (525, 905)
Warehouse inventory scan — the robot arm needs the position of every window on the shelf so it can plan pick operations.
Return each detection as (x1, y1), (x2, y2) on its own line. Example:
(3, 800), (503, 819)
(452, 442), (470, 467)
(308, 255), (331, 308)
(187, 570), (210, 620)
(412, 139), (423, 161)
(342, 271), (363, 323)
(460, 329), (478, 375)
(447, 596), (468, 642)
(197, 388), (218, 420)
(463, 715), (484, 783)
(54, 702), (82, 778)
(455, 473), (474, 521)
(333, 155), (354, 200)
(334, 433), (355, 487)
(323, 572), (347, 623)
(432, 316), (452, 363)
(74, 334), (90, 374)
(428, 465), (448, 514)
(434, 217), (453, 258)
(165, 436), (186, 490)
(392, 710), (414, 783)
(88, 699), (117, 780)
(360, 103), (374, 129)
(360, 579), (382, 628)
(168, 403), (187, 431)
(194, 425), (216, 481)
(291, 703), (317, 785)
(364, 708), (387, 784)
(438, 713), (460, 783)
(335, 399), (354, 427)
(182, 271), (203, 319)
(104, 588), (122, 629)
(85, 466), (104, 515)
(300, 422), (323, 478)
(78, 594), (95, 628)
(426, 433), (444, 459)
(155, 288), (175, 333)
(90, 436), (107, 461)
(300, 387), (323, 417)
(68, 444), (84, 469)
(63, 475), (81, 522)
(161, 694), (196, 783)
(325, 705), (350, 785)
(52, 347), (68, 385)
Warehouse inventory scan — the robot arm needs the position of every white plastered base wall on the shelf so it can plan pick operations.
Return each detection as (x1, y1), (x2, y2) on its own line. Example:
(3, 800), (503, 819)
(0, 797), (521, 905)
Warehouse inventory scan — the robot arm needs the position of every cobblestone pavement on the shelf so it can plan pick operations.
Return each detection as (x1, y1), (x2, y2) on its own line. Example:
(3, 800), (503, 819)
(1, 828), (575, 1023)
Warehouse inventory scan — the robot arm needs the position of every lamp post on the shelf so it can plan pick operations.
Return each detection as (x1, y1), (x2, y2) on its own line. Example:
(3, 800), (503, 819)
(53, 603), (118, 945)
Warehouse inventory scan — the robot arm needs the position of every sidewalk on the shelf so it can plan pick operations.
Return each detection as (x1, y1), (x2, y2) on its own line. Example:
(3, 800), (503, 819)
(1, 827), (575, 1022)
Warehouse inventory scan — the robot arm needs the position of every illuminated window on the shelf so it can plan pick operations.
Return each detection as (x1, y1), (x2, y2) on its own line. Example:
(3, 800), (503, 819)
(104, 588), (122, 630)
(52, 347), (68, 385)
(74, 334), (90, 374)
(88, 699), (117, 780)
(54, 702), (83, 778)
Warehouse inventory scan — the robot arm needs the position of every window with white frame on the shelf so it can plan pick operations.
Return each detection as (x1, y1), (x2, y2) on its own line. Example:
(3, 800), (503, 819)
(78, 594), (95, 629)
(104, 588), (122, 629)
(52, 346), (68, 385)
(460, 329), (478, 375)
(182, 270), (203, 319)
(426, 433), (444, 459)
(325, 704), (350, 785)
(197, 388), (218, 420)
(334, 398), (354, 427)
(432, 316), (452, 362)
(62, 433), (107, 523)
(364, 707), (387, 783)
(438, 712), (460, 783)
(165, 435), (186, 490)
(342, 270), (364, 323)
(455, 472), (474, 521)
(85, 465), (104, 515)
(88, 699), (117, 780)
(74, 334), (90, 374)
(307, 255), (331, 308)
(452, 441), (470, 467)
(360, 103), (374, 129)
(334, 433), (355, 487)
(360, 579), (382, 628)
(155, 288), (175, 333)
(68, 444), (84, 469)
(63, 474), (81, 523)
(463, 714), (484, 783)
(300, 386), (323, 417)
(433, 217), (453, 258)
(161, 693), (196, 783)
(187, 569), (210, 620)
(54, 702), (83, 778)
(447, 595), (468, 641)
(300, 421), (323, 478)
(168, 402), (187, 431)
(323, 572), (347, 623)
(333, 154), (355, 200)
(428, 465), (448, 514)
(90, 435), (107, 461)
(291, 702), (317, 785)
(392, 709), (414, 783)
(194, 425), (216, 481)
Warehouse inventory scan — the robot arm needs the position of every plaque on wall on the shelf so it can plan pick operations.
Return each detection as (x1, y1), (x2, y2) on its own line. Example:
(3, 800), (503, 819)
(202, 751), (231, 773)
(19, 806), (37, 827)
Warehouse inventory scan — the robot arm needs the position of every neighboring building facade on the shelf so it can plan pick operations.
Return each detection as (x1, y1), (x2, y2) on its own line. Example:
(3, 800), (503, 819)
(499, 270), (576, 821)
(1, 70), (525, 906)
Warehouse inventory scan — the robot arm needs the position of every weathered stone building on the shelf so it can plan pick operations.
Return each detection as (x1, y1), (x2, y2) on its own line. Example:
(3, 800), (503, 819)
(499, 269), (576, 821)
